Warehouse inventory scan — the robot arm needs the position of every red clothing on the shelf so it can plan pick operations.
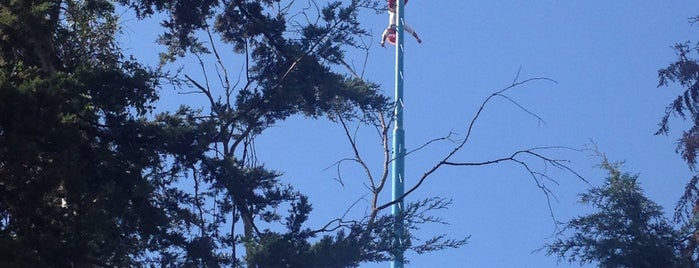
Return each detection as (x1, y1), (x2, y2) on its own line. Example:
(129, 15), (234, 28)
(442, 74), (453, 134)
(388, 0), (407, 9)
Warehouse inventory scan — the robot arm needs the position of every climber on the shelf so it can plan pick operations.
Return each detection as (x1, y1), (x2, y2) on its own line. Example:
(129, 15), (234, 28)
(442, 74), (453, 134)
(381, 0), (422, 47)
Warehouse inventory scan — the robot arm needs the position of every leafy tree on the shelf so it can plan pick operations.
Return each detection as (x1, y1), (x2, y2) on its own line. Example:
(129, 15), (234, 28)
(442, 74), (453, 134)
(545, 157), (684, 267)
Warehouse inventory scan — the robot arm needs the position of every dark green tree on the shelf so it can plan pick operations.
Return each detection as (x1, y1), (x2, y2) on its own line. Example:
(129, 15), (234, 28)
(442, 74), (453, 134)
(0, 0), (184, 266)
(1, 0), (465, 266)
(1, 0), (578, 266)
(117, 0), (468, 266)
(545, 157), (683, 267)
(655, 14), (699, 265)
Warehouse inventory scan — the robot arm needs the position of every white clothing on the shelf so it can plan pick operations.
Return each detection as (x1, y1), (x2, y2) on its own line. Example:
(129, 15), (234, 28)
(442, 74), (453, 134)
(386, 11), (416, 35)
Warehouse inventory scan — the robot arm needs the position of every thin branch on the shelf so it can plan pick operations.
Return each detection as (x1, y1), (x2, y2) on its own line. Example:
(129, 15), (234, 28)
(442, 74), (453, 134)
(205, 26), (232, 106)
(404, 131), (457, 157)
(184, 73), (217, 113)
(496, 94), (548, 127)
(374, 76), (579, 216)
(374, 111), (392, 196)
(323, 157), (363, 187)
(311, 194), (367, 234)
(337, 111), (377, 190)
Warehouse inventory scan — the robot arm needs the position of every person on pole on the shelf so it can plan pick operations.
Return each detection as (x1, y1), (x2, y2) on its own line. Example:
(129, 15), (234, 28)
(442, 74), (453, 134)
(381, 0), (422, 47)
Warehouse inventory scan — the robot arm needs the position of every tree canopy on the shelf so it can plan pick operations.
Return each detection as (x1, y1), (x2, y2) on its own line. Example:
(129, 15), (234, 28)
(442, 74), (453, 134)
(545, 158), (684, 267)
(1, 0), (467, 266)
(2, 0), (591, 266)
(654, 14), (699, 265)
(0, 0), (170, 266)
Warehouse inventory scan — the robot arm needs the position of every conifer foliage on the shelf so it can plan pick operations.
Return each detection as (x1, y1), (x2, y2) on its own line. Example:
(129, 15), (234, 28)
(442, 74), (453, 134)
(1, 1), (463, 267)
(545, 159), (682, 267)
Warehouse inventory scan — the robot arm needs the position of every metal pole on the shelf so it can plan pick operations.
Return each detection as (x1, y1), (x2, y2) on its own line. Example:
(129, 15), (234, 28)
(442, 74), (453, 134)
(391, 0), (405, 267)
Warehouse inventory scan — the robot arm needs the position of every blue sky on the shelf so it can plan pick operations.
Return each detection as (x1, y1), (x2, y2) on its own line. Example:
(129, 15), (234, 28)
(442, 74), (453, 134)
(120, 1), (699, 267)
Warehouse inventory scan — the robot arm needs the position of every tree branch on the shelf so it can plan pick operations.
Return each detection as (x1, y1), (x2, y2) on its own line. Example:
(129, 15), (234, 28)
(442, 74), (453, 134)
(374, 75), (578, 216)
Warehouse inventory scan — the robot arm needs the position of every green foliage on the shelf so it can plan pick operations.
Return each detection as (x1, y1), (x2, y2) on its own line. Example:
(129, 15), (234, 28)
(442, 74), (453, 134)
(1, 1), (462, 267)
(654, 14), (699, 265)
(0, 1), (178, 266)
(657, 42), (699, 169)
(118, 0), (391, 120)
(119, 1), (399, 266)
(545, 159), (683, 267)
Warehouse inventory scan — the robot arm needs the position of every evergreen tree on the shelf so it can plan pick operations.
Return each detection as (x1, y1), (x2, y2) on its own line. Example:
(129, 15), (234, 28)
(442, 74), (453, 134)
(0, 0), (174, 266)
(545, 158), (683, 267)
(655, 14), (699, 265)
(116, 0), (465, 266)
(1, 0), (465, 266)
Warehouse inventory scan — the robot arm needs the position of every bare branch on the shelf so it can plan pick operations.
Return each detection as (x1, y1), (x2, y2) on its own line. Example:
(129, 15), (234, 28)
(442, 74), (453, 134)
(204, 26), (232, 106)
(405, 131), (457, 157)
(374, 76), (579, 215)
(337, 112), (377, 190)
(496, 93), (548, 127)
(323, 157), (363, 187)
(311, 193), (368, 234)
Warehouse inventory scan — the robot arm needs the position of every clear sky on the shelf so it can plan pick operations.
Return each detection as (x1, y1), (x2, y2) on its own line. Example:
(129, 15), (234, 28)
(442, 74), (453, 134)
(120, 1), (699, 267)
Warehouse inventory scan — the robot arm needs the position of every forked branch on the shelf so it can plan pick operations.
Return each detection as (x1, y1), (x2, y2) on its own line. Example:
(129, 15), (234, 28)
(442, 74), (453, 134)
(369, 74), (583, 222)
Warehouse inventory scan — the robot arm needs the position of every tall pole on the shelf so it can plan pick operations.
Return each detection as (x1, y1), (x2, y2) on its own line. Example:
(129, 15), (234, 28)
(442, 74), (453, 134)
(390, 0), (406, 267)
